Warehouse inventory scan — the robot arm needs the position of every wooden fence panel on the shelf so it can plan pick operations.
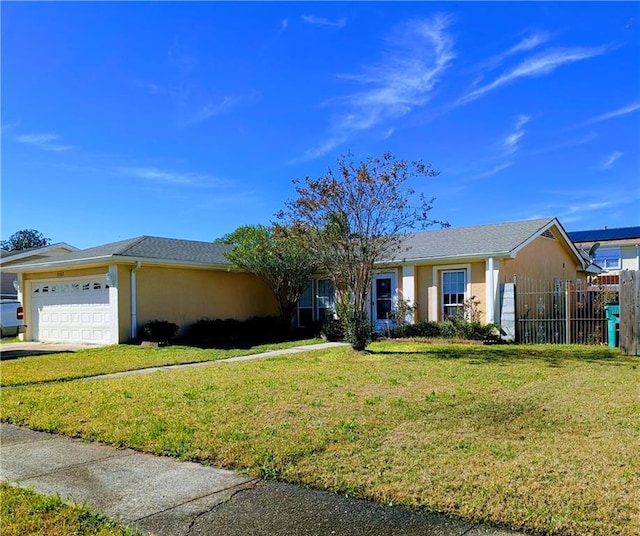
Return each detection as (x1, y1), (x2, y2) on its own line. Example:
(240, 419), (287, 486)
(619, 270), (639, 356)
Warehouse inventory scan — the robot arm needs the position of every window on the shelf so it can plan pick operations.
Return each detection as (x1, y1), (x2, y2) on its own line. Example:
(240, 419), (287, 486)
(316, 279), (335, 321)
(594, 248), (621, 270)
(297, 281), (313, 327)
(442, 270), (466, 319)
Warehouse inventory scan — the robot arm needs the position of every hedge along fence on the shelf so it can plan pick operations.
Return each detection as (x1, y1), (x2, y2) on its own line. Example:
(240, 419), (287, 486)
(389, 318), (500, 342)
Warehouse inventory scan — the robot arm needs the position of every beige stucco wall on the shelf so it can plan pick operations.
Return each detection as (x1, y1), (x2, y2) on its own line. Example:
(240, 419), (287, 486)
(413, 260), (488, 322)
(117, 265), (132, 341)
(500, 235), (580, 283)
(134, 265), (277, 337)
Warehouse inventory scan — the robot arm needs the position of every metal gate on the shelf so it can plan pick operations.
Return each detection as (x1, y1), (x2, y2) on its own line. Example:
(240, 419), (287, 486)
(509, 276), (616, 345)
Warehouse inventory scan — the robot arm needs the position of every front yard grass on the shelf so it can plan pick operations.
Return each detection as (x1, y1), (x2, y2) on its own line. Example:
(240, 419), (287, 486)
(0, 482), (139, 536)
(1, 342), (638, 535)
(0, 338), (323, 386)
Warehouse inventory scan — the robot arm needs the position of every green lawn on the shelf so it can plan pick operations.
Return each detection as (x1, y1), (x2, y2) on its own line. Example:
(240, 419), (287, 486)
(0, 339), (323, 386)
(1, 342), (638, 535)
(0, 482), (139, 536)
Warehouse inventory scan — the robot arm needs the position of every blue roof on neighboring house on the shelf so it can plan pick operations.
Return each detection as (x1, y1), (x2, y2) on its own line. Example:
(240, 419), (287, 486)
(568, 227), (640, 243)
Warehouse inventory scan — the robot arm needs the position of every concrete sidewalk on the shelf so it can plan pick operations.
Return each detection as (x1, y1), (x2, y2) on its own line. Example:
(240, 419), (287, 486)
(1, 423), (526, 536)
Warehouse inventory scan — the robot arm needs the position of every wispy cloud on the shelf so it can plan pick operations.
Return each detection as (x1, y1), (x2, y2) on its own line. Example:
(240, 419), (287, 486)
(457, 45), (611, 106)
(289, 137), (347, 164)
(470, 162), (512, 180)
(119, 166), (229, 187)
(13, 133), (77, 152)
(526, 186), (640, 225)
(601, 151), (622, 170)
(506, 32), (552, 56)
(183, 93), (255, 126)
(297, 14), (455, 161)
(578, 102), (640, 126)
(1, 122), (19, 133)
(301, 14), (347, 28)
(136, 80), (177, 97)
(280, 18), (289, 32)
(503, 114), (531, 154)
(531, 131), (598, 154)
(475, 31), (551, 77)
(534, 201), (614, 224)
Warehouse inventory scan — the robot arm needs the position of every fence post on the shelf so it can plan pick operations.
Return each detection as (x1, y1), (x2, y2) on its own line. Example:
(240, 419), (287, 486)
(619, 270), (639, 356)
(565, 280), (571, 345)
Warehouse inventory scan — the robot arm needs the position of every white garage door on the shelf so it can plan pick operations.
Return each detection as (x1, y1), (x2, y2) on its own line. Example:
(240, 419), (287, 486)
(31, 279), (111, 343)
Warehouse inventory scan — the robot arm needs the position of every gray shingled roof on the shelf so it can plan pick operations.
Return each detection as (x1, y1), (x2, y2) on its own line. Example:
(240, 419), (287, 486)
(387, 217), (557, 262)
(9, 236), (233, 269)
(9, 218), (562, 270)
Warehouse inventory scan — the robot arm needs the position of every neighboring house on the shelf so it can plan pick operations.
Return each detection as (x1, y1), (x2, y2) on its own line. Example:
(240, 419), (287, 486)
(299, 217), (594, 333)
(0, 243), (78, 299)
(568, 226), (640, 285)
(9, 237), (277, 344)
(11, 217), (592, 345)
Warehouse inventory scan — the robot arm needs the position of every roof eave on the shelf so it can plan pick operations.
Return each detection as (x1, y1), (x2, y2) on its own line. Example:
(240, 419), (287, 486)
(0, 242), (79, 265)
(379, 252), (513, 265)
(8, 255), (234, 273)
(510, 218), (588, 270)
(8, 255), (118, 272)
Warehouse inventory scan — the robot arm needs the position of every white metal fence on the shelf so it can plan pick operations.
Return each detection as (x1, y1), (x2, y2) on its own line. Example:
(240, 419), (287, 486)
(503, 276), (616, 345)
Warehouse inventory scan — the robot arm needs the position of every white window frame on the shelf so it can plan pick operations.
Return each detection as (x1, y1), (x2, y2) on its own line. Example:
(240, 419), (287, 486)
(430, 264), (472, 321)
(297, 278), (337, 327)
(316, 278), (335, 322)
(297, 280), (314, 327)
(442, 270), (467, 319)
(594, 247), (621, 271)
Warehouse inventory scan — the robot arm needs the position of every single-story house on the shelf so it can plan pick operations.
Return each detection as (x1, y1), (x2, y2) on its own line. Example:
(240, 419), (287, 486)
(1, 243), (78, 299)
(10, 217), (593, 345)
(568, 226), (640, 285)
(299, 217), (597, 334)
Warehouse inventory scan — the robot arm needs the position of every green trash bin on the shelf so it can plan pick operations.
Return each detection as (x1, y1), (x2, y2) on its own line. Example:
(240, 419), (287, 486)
(604, 304), (620, 348)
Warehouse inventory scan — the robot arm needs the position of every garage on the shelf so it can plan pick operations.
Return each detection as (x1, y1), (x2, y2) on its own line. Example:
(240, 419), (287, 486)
(30, 278), (111, 343)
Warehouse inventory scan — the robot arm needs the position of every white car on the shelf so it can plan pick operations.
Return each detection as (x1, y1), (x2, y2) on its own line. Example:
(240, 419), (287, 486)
(0, 300), (26, 338)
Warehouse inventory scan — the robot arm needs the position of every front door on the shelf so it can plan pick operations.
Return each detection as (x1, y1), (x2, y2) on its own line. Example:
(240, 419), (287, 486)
(372, 273), (397, 330)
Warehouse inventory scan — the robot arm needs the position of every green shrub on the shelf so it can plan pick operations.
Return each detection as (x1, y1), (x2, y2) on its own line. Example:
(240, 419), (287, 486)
(449, 318), (501, 341)
(140, 320), (179, 343)
(186, 316), (288, 347)
(389, 318), (500, 342)
(336, 304), (371, 351)
(320, 318), (344, 341)
(393, 320), (442, 338)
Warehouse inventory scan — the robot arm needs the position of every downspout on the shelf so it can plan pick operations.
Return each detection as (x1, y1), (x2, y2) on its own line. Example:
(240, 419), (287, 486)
(486, 257), (495, 324)
(131, 262), (142, 339)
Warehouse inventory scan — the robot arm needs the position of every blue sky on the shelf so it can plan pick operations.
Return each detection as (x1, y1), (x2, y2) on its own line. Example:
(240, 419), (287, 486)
(2, 2), (638, 249)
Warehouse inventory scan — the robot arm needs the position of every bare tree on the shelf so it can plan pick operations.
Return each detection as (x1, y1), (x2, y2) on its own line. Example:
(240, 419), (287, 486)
(279, 152), (445, 350)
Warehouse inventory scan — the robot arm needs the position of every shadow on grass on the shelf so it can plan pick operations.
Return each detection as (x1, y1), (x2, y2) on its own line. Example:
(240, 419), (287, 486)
(365, 344), (634, 367)
(0, 350), (75, 361)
